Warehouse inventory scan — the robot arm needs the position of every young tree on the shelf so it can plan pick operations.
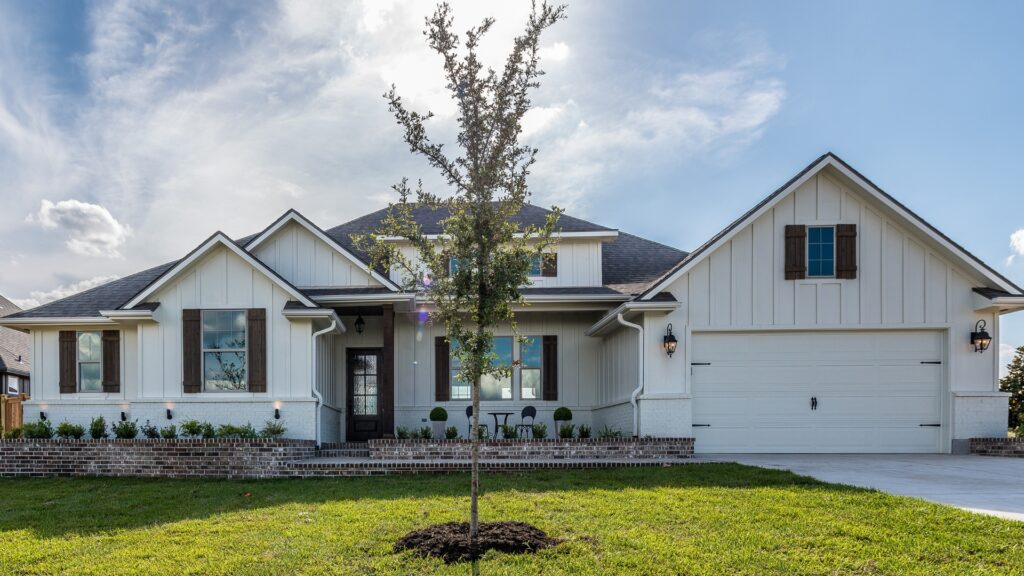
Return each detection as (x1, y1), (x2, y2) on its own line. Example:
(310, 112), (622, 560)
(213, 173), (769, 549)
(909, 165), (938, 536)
(1001, 345), (1024, 430)
(354, 1), (566, 563)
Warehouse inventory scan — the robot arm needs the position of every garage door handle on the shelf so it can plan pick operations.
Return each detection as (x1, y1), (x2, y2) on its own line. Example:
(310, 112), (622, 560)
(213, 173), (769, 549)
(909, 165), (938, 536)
(810, 396), (818, 410)
(919, 423), (941, 427)
(692, 424), (711, 427)
(920, 361), (942, 365)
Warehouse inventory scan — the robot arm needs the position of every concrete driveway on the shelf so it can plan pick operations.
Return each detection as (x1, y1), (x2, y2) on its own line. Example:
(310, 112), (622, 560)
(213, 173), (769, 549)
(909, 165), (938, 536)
(709, 454), (1024, 521)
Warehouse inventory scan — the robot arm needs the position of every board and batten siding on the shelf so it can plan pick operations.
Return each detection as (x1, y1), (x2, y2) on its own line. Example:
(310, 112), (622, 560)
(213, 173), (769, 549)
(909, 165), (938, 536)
(252, 220), (379, 288)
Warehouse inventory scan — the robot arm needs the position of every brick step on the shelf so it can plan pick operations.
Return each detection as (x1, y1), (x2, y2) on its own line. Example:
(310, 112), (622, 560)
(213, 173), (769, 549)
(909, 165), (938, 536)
(316, 449), (370, 458)
(318, 442), (369, 451)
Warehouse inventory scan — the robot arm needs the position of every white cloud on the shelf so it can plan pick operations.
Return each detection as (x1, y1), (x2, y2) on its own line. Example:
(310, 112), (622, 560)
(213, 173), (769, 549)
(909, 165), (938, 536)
(28, 199), (131, 258)
(10, 275), (121, 310)
(1007, 229), (1024, 265)
(539, 41), (570, 63)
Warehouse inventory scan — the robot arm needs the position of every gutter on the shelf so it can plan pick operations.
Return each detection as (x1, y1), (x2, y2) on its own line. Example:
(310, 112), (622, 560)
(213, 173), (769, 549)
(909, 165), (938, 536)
(613, 313), (645, 438)
(585, 300), (679, 337)
(310, 319), (342, 448)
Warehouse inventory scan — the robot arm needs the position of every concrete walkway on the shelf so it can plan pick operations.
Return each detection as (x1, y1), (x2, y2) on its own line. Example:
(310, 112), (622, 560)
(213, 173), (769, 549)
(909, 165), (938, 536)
(709, 454), (1024, 521)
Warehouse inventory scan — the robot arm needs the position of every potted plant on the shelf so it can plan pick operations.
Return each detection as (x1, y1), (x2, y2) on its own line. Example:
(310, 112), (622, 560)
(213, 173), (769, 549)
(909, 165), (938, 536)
(429, 407), (448, 439)
(553, 406), (572, 437)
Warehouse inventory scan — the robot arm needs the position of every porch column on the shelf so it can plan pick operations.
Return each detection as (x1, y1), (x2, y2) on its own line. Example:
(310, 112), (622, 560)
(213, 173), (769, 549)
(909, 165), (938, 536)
(381, 303), (395, 437)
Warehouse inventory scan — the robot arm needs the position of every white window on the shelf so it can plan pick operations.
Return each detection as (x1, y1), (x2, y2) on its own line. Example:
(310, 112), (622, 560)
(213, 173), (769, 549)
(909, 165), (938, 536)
(519, 337), (542, 400)
(77, 331), (102, 392)
(451, 337), (543, 401)
(202, 310), (248, 391)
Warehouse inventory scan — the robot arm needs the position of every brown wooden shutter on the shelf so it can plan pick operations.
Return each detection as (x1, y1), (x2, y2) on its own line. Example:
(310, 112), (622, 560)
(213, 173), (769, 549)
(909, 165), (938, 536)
(434, 337), (450, 402)
(101, 330), (120, 393)
(541, 253), (558, 277)
(542, 335), (558, 401)
(835, 224), (858, 279)
(182, 309), (202, 393)
(247, 308), (267, 393)
(784, 224), (807, 280)
(59, 331), (77, 394)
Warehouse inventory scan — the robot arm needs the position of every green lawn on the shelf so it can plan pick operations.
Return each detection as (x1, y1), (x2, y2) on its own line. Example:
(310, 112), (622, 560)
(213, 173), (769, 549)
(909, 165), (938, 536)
(1, 464), (1022, 575)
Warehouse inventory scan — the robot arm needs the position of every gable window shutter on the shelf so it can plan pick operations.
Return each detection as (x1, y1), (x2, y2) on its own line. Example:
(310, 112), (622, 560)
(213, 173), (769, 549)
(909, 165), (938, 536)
(541, 253), (558, 278)
(836, 224), (858, 279)
(542, 335), (558, 401)
(435, 337), (450, 402)
(182, 309), (202, 393)
(101, 330), (120, 393)
(784, 224), (807, 280)
(59, 331), (77, 394)
(247, 308), (267, 393)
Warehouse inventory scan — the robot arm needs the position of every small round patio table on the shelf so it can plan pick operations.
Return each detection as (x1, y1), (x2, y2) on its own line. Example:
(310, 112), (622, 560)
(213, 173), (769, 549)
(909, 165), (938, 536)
(488, 411), (515, 437)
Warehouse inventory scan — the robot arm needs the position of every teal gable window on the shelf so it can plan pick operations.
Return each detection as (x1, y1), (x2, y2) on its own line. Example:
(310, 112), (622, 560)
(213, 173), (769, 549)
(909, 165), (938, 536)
(807, 226), (835, 277)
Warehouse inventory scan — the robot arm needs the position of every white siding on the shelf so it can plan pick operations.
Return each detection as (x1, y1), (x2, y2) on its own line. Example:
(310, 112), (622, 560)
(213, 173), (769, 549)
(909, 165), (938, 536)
(253, 220), (379, 287)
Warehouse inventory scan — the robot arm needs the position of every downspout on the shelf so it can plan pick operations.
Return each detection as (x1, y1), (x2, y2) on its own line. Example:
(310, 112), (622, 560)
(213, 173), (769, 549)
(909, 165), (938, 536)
(311, 320), (337, 448)
(614, 313), (644, 437)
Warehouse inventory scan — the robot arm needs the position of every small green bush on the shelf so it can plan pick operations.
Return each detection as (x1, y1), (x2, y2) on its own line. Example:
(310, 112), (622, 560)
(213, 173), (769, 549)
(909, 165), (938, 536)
(23, 420), (54, 439)
(159, 425), (178, 439)
(501, 424), (518, 439)
(553, 407), (573, 422)
(141, 421), (160, 439)
(89, 416), (108, 439)
(56, 422), (86, 439)
(429, 407), (448, 422)
(558, 423), (575, 439)
(112, 419), (139, 439)
(476, 426), (491, 440)
(577, 424), (592, 439)
(5, 426), (23, 439)
(396, 426), (412, 439)
(1013, 423), (1024, 438)
(180, 420), (215, 439)
(260, 421), (287, 439)
(216, 423), (257, 439)
(418, 426), (433, 439)
(531, 423), (548, 439)
(445, 425), (459, 439)
(598, 425), (623, 439)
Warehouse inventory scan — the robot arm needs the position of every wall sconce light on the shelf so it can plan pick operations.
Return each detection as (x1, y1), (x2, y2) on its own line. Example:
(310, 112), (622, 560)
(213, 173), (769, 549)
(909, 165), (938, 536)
(971, 319), (992, 353)
(39, 411), (47, 421)
(355, 315), (365, 334)
(120, 411), (127, 422)
(166, 408), (173, 420)
(274, 408), (281, 420)
(663, 323), (678, 358)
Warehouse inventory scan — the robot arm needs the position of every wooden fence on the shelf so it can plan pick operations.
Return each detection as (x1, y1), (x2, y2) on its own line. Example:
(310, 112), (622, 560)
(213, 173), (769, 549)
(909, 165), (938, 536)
(1, 394), (26, 435)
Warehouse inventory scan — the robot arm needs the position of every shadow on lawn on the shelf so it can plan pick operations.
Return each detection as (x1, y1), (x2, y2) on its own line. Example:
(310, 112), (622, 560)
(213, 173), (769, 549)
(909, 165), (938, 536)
(0, 463), (865, 538)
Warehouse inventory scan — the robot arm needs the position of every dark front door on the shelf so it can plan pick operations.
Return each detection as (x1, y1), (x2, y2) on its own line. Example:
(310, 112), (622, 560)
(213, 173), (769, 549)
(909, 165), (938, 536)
(347, 348), (383, 441)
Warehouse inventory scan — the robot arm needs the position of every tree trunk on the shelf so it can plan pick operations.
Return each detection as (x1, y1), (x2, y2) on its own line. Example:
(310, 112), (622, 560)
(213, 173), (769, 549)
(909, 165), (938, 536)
(470, 374), (480, 574)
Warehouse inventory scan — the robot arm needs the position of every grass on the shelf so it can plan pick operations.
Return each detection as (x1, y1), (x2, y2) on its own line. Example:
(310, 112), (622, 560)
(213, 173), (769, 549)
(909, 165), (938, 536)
(1, 464), (1022, 575)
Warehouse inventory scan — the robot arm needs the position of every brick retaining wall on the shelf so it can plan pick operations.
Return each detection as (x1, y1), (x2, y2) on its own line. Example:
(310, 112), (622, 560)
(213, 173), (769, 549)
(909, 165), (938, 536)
(0, 439), (315, 479)
(369, 437), (694, 460)
(969, 437), (1024, 457)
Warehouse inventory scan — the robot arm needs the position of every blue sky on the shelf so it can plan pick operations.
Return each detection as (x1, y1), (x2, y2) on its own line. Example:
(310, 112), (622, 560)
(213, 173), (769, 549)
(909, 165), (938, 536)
(1, 0), (1022, 371)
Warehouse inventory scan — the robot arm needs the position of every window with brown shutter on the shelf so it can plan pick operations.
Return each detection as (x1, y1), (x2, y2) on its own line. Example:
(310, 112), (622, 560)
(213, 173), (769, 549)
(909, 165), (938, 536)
(435, 337), (450, 402)
(247, 308), (267, 393)
(182, 309), (201, 393)
(836, 224), (858, 279)
(59, 331), (76, 394)
(542, 335), (558, 401)
(784, 224), (807, 280)
(101, 330), (120, 393)
(541, 253), (558, 277)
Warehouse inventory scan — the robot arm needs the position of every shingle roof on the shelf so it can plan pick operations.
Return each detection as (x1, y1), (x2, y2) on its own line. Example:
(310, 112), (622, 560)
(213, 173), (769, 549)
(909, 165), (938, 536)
(0, 296), (30, 376)
(601, 232), (688, 295)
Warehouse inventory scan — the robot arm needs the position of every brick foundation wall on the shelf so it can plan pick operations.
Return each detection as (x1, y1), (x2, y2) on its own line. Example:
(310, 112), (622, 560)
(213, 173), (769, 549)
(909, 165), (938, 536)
(969, 437), (1024, 457)
(0, 439), (315, 479)
(368, 437), (694, 460)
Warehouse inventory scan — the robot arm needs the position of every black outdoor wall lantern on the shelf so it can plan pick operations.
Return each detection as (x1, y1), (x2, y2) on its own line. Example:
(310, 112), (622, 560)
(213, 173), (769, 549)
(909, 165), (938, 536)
(355, 315), (365, 334)
(166, 408), (173, 420)
(274, 408), (281, 420)
(663, 323), (678, 358)
(120, 411), (127, 422)
(971, 319), (992, 353)
(39, 411), (46, 421)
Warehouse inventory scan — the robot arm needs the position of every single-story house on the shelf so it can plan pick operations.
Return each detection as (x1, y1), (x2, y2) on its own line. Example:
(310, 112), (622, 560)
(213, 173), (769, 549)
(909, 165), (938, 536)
(2, 153), (1022, 453)
(0, 295), (31, 396)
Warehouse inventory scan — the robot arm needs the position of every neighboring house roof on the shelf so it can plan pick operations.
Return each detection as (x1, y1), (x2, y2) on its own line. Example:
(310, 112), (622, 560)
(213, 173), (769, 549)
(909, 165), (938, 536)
(0, 296), (30, 376)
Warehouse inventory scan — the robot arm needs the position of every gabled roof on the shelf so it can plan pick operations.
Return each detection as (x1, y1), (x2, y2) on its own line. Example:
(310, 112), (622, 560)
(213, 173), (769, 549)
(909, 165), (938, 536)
(0, 296), (30, 376)
(639, 152), (1024, 300)
(123, 232), (317, 310)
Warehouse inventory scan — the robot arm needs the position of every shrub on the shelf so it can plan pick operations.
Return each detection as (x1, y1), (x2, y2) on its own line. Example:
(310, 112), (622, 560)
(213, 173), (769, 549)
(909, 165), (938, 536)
(112, 419), (139, 439)
(598, 425), (622, 439)
(89, 416), (108, 439)
(501, 424), (518, 439)
(5, 426), (23, 439)
(141, 421), (160, 439)
(558, 423), (575, 439)
(23, 420), (54, 439)
(429, 407), (448, 422)
(1013, 423), (1024, 438)
(445, 425), (459, 439)
(216, 423), (258, 439)
(531, 423), (548, 439)
(180, 420), (216, 439)
(260, 421), (287, 439)
(418, 426), (433, 439)
(159, 425), (178, 439)
(56, 422), (85, 439)
(476, 426), (491, 440)
(577, 424), (592, 439)
(553, 407), (572, 422)
(396, 426), (412, 439)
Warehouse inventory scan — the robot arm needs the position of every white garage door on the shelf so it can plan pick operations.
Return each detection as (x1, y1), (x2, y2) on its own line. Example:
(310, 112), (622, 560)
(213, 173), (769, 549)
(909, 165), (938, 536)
(691, 330), (944, 453)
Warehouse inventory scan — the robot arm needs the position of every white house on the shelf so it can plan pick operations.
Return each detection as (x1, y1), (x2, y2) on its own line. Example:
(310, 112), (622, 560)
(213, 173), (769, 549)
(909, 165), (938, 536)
(3, 153), (1022, 453)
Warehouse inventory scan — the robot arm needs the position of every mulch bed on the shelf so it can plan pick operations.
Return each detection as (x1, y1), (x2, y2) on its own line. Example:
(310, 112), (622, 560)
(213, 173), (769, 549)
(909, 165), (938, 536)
(394, 521), (560, 563)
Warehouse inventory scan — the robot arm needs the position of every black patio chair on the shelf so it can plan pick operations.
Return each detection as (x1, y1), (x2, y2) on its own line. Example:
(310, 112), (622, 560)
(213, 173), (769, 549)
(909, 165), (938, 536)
(465, 405), (489, 439)
(516, 406), (537, 439)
